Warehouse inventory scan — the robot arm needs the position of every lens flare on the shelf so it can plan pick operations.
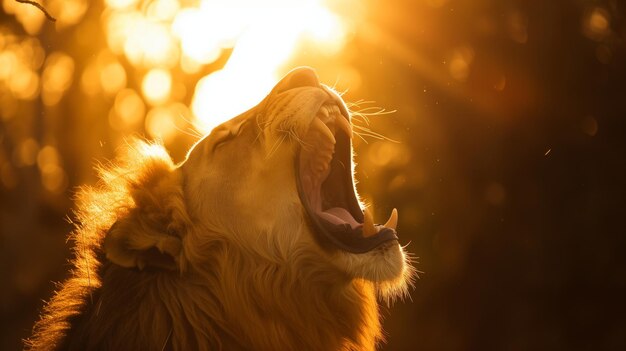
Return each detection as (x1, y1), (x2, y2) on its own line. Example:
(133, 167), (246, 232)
(42, 52), (75, 106)
(188, 1), (350, 132)
(100, 0), (356, 135)
(142, 69), (172, 105)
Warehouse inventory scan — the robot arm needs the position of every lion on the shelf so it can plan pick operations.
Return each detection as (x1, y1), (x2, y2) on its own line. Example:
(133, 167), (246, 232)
(26, 67), (415, 351)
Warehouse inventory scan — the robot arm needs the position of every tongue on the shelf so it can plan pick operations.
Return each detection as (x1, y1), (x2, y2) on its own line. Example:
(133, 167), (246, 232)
(317, 207), (361, 229)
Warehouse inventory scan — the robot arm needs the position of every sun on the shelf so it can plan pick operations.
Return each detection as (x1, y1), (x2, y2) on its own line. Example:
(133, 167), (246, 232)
(185, 0), (350, 133)
(100, 0), (356, 136)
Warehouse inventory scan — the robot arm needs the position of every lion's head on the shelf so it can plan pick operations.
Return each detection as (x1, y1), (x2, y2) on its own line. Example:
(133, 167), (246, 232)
(28, 67), (414, 351)
(180, 67), (412, 291)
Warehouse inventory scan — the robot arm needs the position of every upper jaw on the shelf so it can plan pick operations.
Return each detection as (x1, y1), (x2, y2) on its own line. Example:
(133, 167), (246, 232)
(295, 93), (399, 254)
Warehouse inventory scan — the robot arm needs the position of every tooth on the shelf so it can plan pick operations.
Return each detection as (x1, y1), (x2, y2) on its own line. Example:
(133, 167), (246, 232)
(322, 142), (334, 152)
(384, 208), (398, 230)
(335, 114), (353, 139)
(311, 117), (336, 144)
(318, 106), (330, 122)
(363, 207), (376, 237)
(316, 161), (325, 173)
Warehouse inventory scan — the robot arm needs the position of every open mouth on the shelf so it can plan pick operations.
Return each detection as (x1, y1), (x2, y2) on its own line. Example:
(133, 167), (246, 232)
(295, 101), (399, 254)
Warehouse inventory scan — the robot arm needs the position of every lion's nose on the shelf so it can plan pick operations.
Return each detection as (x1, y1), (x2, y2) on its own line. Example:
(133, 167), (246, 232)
(274, 66), (320, 94)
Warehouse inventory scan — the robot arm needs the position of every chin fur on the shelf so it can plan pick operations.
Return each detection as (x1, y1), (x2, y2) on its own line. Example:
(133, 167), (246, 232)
(334, 241), (417, 305)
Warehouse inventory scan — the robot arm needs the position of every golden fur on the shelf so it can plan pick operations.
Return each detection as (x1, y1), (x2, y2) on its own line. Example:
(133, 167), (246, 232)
(26, 68), (413, 351)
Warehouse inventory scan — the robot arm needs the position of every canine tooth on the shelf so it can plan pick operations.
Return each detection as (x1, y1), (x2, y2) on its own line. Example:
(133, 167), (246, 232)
(335, 114), (352, 138)
(363, 207), (376, 238)
(312, 117), (336, 144)
(384, 208), (398, 230)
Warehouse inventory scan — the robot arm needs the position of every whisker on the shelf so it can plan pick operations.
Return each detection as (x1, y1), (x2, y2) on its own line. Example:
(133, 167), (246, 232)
(353, 131), (369, 144)
(351, 112), (371, 126)
(172, 124), (203, 140)
(254, 128), (264, 145)
(254, 113), (273, 145)
(177, 113), (202, 131)
(352, 127), (385, 139)
(168, 113), (204, 139)
(265, 134), (287, 160)
(188, 127), (203, 138)
(346, 99), (376, 109)
(288, 129), (310, 150)
(330, 76), (340, 92)
(350, 108), (397, 128)
(337, 87), (349, 97)
(353, 107), (397, 115)
(352, 125), (399, 143)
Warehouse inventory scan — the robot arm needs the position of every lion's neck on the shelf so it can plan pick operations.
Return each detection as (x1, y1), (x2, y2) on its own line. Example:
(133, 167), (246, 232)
(183, 242), (382, 350)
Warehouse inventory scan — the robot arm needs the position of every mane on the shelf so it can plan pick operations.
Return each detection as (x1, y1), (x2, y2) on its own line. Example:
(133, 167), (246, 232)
(25, 140), (383, 351)
(24, 141), (179, 350)
(177, 222), (382, 350)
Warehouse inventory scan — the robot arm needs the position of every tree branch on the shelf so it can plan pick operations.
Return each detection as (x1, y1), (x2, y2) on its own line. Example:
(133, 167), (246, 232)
(15, 0), (57, 22)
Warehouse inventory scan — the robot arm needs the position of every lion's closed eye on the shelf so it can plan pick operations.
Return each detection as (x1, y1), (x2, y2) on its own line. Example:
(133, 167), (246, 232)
(213, 131), (234, 150)
(212, 119), (248, 151)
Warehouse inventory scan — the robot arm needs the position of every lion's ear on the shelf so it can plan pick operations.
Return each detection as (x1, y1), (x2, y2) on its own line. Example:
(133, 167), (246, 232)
(103, 164), (189, 271)
(104, 220), (182, 271)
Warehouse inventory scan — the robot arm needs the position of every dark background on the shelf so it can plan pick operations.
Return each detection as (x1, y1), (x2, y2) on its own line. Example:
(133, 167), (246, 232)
(1, 0), (625, 350)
